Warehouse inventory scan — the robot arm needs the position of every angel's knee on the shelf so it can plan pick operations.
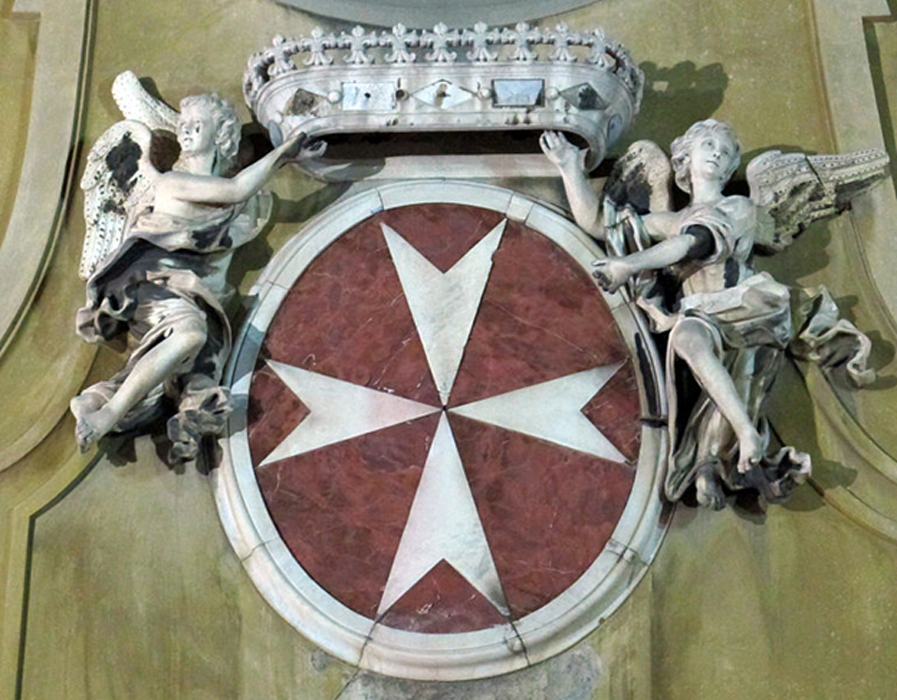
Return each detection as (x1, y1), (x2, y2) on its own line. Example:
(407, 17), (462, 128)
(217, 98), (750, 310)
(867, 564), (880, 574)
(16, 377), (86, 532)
(171, 317), (208, 360)
(670, 318), (716, 364)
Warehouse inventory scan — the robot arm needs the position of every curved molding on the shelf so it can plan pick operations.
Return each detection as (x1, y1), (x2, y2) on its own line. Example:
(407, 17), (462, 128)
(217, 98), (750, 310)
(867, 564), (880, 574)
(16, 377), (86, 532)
(0, 429), (94, 698)
(811, 0), (897, 326)
(789, 0), (897, 541)
(0, 0), (93, 358)
(804, 365), (897, 543)
(273, 0), (601, 30)
(0, 343), (96, 472)
(214, 181), (671, 681)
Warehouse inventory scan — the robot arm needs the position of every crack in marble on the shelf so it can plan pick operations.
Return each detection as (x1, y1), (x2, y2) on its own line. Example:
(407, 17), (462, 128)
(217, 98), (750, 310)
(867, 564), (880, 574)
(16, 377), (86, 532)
(606, 538), (649, 569)
(484, 298), (605, 365)
(270, 464), (284, 498)
(507, 617), (533, 666)
(238, 536), (278, 564)
(247, 203), (643, 640)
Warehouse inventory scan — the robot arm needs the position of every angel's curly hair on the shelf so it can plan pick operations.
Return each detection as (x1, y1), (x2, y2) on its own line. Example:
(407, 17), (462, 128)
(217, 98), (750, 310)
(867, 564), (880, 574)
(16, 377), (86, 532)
(670, 119), (741, 193)
(179, 93), (241, 172)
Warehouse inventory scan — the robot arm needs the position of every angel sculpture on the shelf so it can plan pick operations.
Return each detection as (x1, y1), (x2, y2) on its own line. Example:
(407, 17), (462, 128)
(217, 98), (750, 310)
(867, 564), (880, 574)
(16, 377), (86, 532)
(71, 71), (325, 461)
(541, 121), (889, 508)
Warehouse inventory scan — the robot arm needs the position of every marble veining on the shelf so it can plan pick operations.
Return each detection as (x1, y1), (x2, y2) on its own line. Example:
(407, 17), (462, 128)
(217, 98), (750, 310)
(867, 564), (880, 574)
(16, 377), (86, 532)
(247, 203), (641, 632)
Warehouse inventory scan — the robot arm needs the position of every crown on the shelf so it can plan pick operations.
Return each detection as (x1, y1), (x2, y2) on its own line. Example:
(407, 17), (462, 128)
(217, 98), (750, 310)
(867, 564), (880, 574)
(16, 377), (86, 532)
(244, 22), (643, 179)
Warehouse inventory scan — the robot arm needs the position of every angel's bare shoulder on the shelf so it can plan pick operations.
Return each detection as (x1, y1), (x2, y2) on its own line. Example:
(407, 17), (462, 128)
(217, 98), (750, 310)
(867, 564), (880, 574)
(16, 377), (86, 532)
(643, 210), (681, 240)
(721, 194), (755, 212)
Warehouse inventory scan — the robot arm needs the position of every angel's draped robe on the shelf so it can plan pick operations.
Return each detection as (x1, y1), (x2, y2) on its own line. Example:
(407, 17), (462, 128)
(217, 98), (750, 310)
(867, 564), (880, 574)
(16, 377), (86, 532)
(75, 194), (267, 461)
(628, 199), (872, 503)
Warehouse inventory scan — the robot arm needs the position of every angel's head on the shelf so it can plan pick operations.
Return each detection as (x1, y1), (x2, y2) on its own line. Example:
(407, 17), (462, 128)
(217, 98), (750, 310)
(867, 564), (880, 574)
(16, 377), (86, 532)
(670, 119), (741, 193)
(177, 94), (240, 174)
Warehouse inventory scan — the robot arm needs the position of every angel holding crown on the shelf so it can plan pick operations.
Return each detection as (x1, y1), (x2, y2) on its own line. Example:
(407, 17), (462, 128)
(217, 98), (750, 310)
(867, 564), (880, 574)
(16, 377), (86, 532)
(71, 72), (325, 461)
(542, 120), (887, 508)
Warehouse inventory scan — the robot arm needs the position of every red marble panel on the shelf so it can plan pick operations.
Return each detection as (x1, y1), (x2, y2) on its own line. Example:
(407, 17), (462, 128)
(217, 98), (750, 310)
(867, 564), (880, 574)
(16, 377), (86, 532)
(448, 414), (635, 619)
(259, 214), (439, 405)
(380, 204), (506, 272)
(255, 413), (439, 619)
(377, 559), (509, 633)
(449, 222), (630, 407)
(247, 363), (311, 466)
(581, 360), (642, 464)
(246, 202), (645, 628)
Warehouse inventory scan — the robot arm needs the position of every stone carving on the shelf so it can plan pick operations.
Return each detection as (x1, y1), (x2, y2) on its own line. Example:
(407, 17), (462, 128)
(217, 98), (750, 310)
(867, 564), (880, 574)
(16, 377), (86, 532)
(502, 22), (541, 63)
(72, 71), (324, 460)
(584, 28), (612, 68)
(461, 22), (500, 63)
(340, 25), (379, 66)
(214, 181), (666, 680)
(422, 22), (459, 64)
(243, 22), (643, 180)
(243, 21), (643, 103)
(270, 35), (299, 76)
(382, 23), (418, 64)
(545, 22), (581, 63)
(541, 121), (889, 508)
(300, 27), (337, 67)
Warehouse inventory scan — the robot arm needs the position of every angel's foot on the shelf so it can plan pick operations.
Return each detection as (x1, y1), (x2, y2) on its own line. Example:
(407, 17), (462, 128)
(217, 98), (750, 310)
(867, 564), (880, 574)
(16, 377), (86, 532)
(696, 465), (726, 510)
(70, 393), (105, 421)
(737, 429), (765, 475)
(75, 406), (118, 452)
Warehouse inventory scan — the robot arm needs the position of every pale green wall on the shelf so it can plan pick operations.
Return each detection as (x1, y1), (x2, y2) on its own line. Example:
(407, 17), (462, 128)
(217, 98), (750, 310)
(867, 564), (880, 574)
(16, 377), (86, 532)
(0, 6), (37, 250)
(2, 1), (897, 698)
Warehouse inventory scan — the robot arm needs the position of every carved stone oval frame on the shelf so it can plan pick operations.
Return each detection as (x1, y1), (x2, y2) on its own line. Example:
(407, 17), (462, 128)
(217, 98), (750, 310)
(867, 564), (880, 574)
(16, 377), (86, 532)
(213, 181), (671, 681)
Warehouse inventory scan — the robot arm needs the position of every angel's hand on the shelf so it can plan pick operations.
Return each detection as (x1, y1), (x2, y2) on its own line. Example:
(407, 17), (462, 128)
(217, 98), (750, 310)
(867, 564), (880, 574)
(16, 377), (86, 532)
(296, 137), (327, 161)
(736, 430), (765, 475)
(278, 132), (326, 162)
(539, 131), (586, 175)
(278, 132), (309, 162)
(592, 257), (633, 293)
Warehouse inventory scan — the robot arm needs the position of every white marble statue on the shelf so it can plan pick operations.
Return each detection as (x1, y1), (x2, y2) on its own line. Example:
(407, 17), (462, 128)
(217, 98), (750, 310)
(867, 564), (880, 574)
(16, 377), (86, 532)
(541, 120), (888, 508)
(72, 71), (325, 461)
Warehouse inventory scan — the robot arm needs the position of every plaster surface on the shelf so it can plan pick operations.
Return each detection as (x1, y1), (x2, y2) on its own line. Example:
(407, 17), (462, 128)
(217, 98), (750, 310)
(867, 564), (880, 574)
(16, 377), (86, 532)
(0, 7), (36, 250)
(248, 204), (639, 631)
(3, 0), (897, 697)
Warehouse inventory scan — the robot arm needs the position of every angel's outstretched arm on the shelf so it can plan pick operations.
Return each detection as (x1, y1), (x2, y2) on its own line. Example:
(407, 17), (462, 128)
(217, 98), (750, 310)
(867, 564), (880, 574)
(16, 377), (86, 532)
(540, 131), (603, 238)
(592, 226), (711, 292)
(162, 134), (325, 206)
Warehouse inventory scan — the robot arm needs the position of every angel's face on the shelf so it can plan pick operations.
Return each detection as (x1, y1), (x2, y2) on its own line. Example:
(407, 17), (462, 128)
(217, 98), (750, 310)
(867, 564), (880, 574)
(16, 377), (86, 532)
(689, 132), (736, 185)
(177, 105), (216, 158)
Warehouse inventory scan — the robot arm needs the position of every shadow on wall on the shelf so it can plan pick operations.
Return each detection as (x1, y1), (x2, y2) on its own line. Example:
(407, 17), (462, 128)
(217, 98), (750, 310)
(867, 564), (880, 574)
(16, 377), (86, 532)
(96, 417), (222, 476)
(768, 361), (859, 515)
(752, 213), (830, 282)
(619, 61), (729, 155)
(227, 185), (353, 292)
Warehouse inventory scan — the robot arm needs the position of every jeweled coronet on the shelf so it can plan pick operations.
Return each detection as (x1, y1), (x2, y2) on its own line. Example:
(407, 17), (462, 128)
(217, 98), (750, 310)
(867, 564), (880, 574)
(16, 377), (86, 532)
(244, 22), (643, 178)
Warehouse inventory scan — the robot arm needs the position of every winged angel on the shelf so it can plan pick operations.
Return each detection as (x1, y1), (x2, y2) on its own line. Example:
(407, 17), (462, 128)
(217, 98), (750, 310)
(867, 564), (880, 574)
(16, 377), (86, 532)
(72, 72), (324, 460)
(542, 120), (889, 508)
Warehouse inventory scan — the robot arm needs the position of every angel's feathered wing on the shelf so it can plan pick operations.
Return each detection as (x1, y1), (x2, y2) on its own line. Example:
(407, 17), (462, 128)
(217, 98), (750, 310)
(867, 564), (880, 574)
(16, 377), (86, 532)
(603, 140), (673, 215)
(602, 140), (674, 257)
(79, 72), (179, 280)
(111, 70), (179, 131)
(747, 148), (890, 253)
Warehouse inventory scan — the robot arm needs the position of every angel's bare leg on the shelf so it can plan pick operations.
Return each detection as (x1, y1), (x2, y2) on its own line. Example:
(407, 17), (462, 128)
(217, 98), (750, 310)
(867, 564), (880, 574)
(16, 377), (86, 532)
(670, 319), (765, 474)
(75, 321), (207, 451)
